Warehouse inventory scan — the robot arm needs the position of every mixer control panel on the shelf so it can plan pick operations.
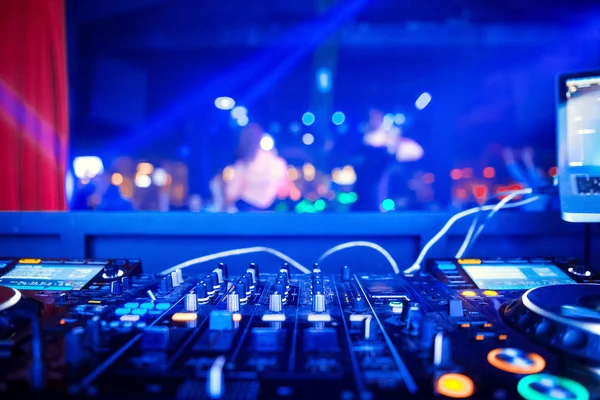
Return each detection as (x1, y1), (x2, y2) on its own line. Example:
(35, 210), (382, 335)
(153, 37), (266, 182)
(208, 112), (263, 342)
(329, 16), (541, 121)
(0, 258), (596, 399)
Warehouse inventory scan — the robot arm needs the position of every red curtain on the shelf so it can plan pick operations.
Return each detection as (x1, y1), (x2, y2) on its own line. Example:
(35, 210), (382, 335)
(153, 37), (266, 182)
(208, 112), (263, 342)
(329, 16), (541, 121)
(0, 0), (69, 210)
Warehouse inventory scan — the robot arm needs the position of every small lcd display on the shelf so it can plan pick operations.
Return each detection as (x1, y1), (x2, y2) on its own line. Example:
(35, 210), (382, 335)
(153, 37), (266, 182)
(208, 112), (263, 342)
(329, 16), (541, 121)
(0, 264), (103, 291)
(462, 264), (575, 290)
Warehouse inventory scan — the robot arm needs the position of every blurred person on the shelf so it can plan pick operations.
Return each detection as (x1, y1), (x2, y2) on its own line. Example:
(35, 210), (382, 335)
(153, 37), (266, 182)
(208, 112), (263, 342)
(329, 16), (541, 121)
(225, 123), (290, 212)
(97, 184), (133, 211)
(354, 109), (424, 211)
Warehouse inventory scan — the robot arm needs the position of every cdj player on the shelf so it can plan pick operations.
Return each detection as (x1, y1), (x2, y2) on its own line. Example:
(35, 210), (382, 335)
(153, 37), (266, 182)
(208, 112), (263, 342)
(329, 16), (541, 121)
(0, 256), (598, 399)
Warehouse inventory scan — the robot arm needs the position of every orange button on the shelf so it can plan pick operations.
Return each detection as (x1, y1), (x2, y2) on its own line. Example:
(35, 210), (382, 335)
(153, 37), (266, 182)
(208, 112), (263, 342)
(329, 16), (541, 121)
(232, 313), (242, 322)
(19, 258), (41, 264)
(458, 259), (481, 265)
(172, 312), (198, 322)
(487, 348), (545, 374)
(437, 373), (475, 398)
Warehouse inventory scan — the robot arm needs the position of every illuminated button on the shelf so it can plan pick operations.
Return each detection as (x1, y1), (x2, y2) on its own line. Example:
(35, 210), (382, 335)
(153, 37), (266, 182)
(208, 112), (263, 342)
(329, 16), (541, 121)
(461, 291), (477, 297)
(517, 374), (589, 400)
(498, 334), (508, 341)
(483, 290), (498, 297)
(136, 322), (147, 328)
(155, 302), (171, 310)
(172, 312), (198, 322)
(132, 308), (148, 316)
(19, 258), (41, 264)
(124, 302), (140, 309)
(232, 313), (242, 322)
(0, 263), (6, 268)
(109, 321), (120, 328)
(120, 314), (141, 322)
(88, 300), (102, 304)
(140, 303), (155, 309)
(487, 348), (546, 374)
(460, 323), (470, 328)
(458, 259), (481, 265)
(438, 263), (457, 270)
(115, 308), (130, 316)
(436, 373), (475, 398)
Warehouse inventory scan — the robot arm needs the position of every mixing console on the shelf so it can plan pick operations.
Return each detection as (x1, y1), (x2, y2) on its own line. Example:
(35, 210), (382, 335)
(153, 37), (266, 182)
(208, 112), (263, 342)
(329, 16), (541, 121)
(0, 257), (598, 399)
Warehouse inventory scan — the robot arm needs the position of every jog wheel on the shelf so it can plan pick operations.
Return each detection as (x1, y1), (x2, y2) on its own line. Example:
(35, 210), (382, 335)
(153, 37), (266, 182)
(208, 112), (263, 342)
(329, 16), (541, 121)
(503, 284), (600, 363)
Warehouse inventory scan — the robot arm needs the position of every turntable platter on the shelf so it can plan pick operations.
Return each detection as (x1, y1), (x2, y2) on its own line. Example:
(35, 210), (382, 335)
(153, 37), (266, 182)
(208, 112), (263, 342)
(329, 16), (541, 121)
(503, 284), (600, 363)
(0, 285), (21, 312)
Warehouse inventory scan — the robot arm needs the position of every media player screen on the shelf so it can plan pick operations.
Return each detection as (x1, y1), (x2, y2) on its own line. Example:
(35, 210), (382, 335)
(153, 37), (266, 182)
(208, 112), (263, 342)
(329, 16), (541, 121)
(565, 76), (600, 168)
(462, 264), (575, 290)
(0, 264), (103, 291)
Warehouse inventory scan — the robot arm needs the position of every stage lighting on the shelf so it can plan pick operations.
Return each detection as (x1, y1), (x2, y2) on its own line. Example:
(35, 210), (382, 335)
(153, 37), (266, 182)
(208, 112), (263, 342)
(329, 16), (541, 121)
(152, 168), (169, 186)
(214, 97), (236, 110)
(415, 92), (432, 110)
(302, 133), (314, 145)
(395, 113), (406, 125)
(134, 173), (151, 188)
(260, 134), (274, 151)
(236, 115), (249, 127)
(332, 112), (345, 125)
(73, 156), (104, 179)
(231, 106), (247, 119)
(302, 112), (315, 126)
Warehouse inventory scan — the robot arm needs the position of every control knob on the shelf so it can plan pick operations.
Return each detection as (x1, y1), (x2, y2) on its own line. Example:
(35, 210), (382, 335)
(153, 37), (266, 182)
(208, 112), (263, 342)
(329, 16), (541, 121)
(110, 281), (122, 295)
(341, 265), (351, 281)
(185, 293), (198, 312)
(313, 293), (326, 313)
(362, 316), (378, 341)
(269, 293), (283, 313)
(353, 296), (367, 312)
(121, 276), (133, 291)
(227, 293), (240, 313)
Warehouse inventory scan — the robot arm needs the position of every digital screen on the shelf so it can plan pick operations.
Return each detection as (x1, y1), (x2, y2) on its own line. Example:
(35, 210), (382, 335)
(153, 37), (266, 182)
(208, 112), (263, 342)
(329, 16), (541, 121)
(565, 76), (600, 168)
(0, 264), (103, 291)
(462, 264), (575, 290)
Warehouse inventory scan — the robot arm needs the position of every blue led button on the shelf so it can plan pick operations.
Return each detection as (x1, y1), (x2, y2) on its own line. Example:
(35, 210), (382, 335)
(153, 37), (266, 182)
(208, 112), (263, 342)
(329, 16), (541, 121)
(438, 263), (456, 271)
(115, 308), (130, 316)
(124, 302), (140, 309)
(155, 303), (171, 310)
(132, 308), (148, 316)
(140, 303), (155, 309)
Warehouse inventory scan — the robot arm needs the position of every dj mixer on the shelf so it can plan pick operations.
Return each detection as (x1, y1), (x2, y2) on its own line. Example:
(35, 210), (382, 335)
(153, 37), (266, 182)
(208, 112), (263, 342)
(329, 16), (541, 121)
(0, 257), (598, 399)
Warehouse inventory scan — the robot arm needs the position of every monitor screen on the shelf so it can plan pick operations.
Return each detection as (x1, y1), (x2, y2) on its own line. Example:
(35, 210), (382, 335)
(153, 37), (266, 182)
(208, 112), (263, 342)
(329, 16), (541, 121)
(462, 263), (575, 290)
(0, 264), (103, 291)
(557, 71), (600, 222)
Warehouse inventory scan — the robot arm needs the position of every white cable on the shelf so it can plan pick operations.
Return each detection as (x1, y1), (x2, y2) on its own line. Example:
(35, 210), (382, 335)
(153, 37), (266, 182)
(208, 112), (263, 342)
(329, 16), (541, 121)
(159, 246), (311, 276)
(455, 190), (525, 259)
(457, 214), (480, 260)
(317, 241), (400, 274)
(403, 189), (535, 275)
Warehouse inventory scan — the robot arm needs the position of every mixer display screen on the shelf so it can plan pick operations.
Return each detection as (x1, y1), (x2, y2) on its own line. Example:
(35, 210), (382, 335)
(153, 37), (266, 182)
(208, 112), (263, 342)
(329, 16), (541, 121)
(462, 264), (575, 290)
(0, 264), (103, 290)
